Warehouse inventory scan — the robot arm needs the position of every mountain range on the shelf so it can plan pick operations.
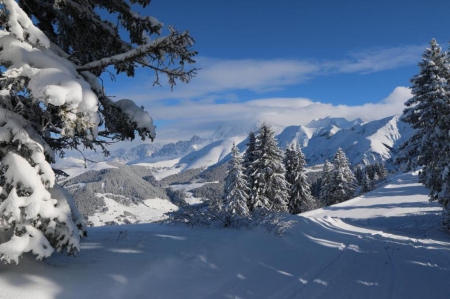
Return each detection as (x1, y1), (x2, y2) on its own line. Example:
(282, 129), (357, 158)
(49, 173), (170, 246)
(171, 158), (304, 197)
(95, 114), (413, 173)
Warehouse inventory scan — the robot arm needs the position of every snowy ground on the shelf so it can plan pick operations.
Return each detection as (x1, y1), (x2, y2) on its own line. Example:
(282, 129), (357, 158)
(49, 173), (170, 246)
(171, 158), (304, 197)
(2, 171), (450, 299)
(170, 181), (219, 205)
(87, 196), (178, 227)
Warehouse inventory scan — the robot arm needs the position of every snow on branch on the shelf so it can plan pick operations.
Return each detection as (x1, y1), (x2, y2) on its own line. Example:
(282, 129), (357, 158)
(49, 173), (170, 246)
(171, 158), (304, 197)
(0, 0), (50, 48)
(76, 28), (197, 87)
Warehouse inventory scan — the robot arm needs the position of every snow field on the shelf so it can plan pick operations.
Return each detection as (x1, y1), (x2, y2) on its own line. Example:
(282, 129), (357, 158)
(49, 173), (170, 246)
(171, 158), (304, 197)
(1, 171), (449, 298)
(87, 196), (178, 226)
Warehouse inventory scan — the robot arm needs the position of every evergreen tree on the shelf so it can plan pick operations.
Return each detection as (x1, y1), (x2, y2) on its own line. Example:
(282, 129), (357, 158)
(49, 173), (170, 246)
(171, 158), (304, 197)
(0, 1), (197, 263)
(366, 164), (375, 181)
(327, 148), (357, 205)
(320, 160), (334, 206)
(355, 165), (364, 186)
(251, 123), (289, 212)
(311, 177), (322, 199)
(284, 143), (312, 214)
(374, 162), (388, 180)
(362, 172), (371, 193)
(223, 143), (250, 218)
(395, 39), (450, 229)
(243, 131), (258, 209)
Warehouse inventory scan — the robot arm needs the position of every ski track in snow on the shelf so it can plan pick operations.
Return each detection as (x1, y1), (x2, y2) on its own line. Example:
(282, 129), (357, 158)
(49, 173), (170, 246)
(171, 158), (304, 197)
(1, 171), (450, 298)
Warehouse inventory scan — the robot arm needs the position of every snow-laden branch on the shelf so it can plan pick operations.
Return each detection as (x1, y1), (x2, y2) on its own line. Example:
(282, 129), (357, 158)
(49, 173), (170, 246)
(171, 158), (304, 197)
(76, 29), (196, 75)
(0, 0), (49, 47)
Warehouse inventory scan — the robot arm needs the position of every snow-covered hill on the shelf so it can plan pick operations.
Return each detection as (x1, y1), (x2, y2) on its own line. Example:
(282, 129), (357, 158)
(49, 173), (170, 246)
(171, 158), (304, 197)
(177, 135), (248, 170)
(3, 171), (450, 298)
(302, 115), (413, 165)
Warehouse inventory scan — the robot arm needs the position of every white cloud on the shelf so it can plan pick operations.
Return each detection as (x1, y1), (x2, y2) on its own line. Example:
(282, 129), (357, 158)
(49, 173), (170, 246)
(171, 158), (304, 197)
(116, 44), (423, 104)
(149, 86), (411, 143)
(328, 45), (425, 74)
(108, 44), (422, 144)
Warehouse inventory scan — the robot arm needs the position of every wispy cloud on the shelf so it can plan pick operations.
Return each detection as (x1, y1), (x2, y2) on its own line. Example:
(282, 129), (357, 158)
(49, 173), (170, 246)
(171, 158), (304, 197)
(326, 45), (425, 74)
(120, 44), (423, 104)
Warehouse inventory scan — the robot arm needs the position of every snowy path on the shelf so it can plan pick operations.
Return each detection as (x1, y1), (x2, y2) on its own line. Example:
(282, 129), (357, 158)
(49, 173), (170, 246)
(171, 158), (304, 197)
(1, 171), (450, 298)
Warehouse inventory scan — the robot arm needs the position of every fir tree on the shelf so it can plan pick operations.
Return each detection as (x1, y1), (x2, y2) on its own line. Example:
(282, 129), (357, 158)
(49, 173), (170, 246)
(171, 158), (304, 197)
(327, 148), (357, 205)
(251, 123), (289, 212)
(374, 162), (388, 180)
(366, 164), (375, 181)
(243, 131), (258, 209)
(223, 143), (250, 218)
(395, 39), (450, 229)
(0, 1), (197, 263)
(284, 143), (313, 214)
(362, 172), (371, 193)
(355, 165), (364, 186)
(320, 160), (334, 206)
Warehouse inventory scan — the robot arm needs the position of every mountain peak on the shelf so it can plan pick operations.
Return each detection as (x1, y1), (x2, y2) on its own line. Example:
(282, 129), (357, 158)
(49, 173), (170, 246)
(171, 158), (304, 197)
(210, 123), (254, 140)
(306, 116), (363, 129)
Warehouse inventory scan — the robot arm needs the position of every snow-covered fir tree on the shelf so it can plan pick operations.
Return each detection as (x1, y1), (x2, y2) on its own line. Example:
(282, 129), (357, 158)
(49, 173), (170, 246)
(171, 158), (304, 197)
(250, 123), (289, 212)
(395, 39), (450, 229)
(374, 162), (388, 180)
(320, 160), (334, 206)
(362, 172), (371, 193)
(327, 148), (357, 205)
(284, 143), (313, 214)
(243, 131), (257, 209)
(0, 1), (197, 263)
(222, 143), (250, 218)
(355, 165), (364, 186)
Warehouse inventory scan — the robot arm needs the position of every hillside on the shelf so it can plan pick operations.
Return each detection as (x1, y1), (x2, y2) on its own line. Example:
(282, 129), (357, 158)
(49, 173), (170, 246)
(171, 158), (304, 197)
(2, 171), (450, 298)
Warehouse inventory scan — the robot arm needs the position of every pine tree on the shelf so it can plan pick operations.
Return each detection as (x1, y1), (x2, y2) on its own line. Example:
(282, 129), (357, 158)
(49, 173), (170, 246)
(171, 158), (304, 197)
(320, 160), (334, 206)
(0, 1), (197, 263)
(243, 131), (258, 209)
(284, 143), (313, 214)
(374, 162), (388, 180)
(251, 123), (289, 212)
(223, 143), (250, 218)
(355, 165), (364, 186)
(395, 39), (450, 229)
(366, 164), (375, 181)
(327, 148), (357, 205)
(362, 171), (371, 193)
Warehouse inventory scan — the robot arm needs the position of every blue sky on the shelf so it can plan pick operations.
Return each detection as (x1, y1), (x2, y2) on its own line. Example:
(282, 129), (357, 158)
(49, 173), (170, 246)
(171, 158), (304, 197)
(107, 0), (450, 143)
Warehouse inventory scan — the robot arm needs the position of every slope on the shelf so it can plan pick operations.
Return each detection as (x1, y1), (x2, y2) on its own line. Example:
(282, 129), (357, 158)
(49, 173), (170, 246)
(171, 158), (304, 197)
(2, 172), (449, 299)
(303, 115), (413, 165)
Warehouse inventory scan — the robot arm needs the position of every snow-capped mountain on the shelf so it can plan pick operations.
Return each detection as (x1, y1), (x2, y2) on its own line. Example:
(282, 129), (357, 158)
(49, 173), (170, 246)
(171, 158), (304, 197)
(276, 116), (364, 148)
(127, 135), (208, 164)
(108, 143), (162, 163)
(306, 116), (364, 129)
(72, 115), (413, 180)
(302, 115), (413, 165)
(209, 123), (254, 140)
(271, 115), (412, 166)
(177, 135), (248, 170)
